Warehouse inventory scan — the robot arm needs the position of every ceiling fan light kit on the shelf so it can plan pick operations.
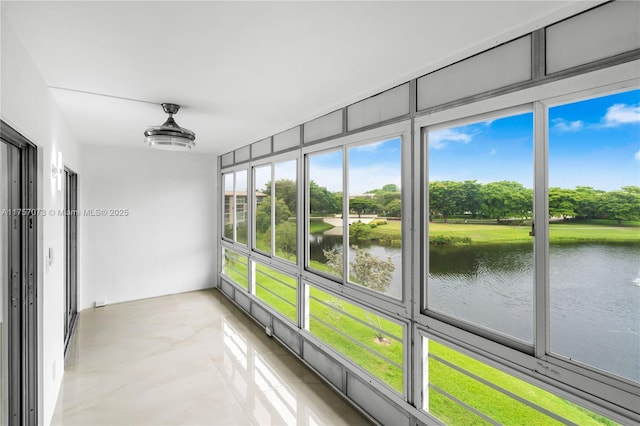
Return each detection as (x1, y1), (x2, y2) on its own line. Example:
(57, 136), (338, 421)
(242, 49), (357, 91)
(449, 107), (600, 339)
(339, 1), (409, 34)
(144, 103), (196, 151)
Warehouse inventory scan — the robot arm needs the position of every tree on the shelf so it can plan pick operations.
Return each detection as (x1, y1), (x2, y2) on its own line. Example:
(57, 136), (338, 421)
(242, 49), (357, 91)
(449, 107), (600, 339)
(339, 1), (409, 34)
(264, 179), (297, 215)
(349, 197), (377, 217)
(549, 187), (576, 219)
(275, 221), (297, 259)
(255, 196), (291, 233)
(309, 180), (341, 215)
(385, 199), (402, 217)
(323, 246), (395, 342)
(381, 183), (399, 193)
(573, 186), (603, 219)
(349, 221), (372, 242)
(429, 180), (463, 222)
(460, 180), (482, 218)
(597, 189), (640, 224)
(480, 181), (531, 222)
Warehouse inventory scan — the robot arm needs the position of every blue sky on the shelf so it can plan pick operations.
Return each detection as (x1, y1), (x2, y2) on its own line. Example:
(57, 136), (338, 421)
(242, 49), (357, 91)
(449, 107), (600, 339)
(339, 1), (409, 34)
(241, 89), (640, 195)
(548, 89), (640, 190)
(430, 89), (640, 191)
(308, 138), (402, 194)
(429, 113), (534, 186)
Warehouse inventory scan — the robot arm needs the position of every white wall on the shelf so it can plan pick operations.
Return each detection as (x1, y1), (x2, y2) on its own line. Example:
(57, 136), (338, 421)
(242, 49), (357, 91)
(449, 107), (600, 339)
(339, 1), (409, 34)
(79, 145), (217, 310)
(1, 15), (82, 425)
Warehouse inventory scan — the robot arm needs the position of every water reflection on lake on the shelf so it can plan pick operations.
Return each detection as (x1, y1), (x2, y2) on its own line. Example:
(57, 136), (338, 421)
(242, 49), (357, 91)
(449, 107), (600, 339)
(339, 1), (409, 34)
(309, 231), (639, 383)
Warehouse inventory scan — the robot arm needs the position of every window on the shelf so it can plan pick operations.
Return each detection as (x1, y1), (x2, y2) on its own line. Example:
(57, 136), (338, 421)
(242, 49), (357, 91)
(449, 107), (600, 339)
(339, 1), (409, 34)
(348, 138), (402, 299)
(220, 81), (640, 422)
(223, 173), (233, 239)
(426, 112), (534, 343)
(547, 89), (640, 383)
(223, 170), (248, 245)
(306, 284), (404, 393)
(253, 159), (298, 262)
(307, 149), (343, 279)
(253, 262), (297, 323)
(236, 171), (248, 245)
(307, 137), (404, 300)
(254, 166), (271, 253)
(221, 247), (248, 290)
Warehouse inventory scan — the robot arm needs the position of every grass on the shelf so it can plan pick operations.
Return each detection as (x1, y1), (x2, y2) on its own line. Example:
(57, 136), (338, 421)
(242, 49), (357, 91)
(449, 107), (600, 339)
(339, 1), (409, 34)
(309, 286), (404, 392)
(368, 220), (639, 245)
(428, 341), (618, 425)
(222, 255), (617, 425)
(309, 218), (335, 234)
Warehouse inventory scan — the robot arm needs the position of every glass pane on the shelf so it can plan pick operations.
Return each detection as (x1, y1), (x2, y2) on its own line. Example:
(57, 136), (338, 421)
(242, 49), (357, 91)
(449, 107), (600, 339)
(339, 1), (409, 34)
(548, 89), (640, 382)
(235, 171), (248, 245)
(221, 247), (248, 290)
(223, 173), (234, 239)
(274, 160), (297, 262)
(307, 285), (404, 393)
(254, 166), (271, 253)
(347, 138), (402, 299)
(254, 262), (297, 323)
(308, 150), (343, 278)
(427, 112), (534, 343)
(423, 338), (619, 425)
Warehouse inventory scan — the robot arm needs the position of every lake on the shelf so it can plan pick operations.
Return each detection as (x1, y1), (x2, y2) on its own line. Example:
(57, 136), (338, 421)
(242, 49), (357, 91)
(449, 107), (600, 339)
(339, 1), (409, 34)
(309, 232), (640, 383)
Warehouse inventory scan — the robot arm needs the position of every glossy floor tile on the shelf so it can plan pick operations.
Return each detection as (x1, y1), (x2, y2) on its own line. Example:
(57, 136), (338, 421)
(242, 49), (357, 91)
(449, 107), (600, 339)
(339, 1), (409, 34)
(51, 289), (373, 426)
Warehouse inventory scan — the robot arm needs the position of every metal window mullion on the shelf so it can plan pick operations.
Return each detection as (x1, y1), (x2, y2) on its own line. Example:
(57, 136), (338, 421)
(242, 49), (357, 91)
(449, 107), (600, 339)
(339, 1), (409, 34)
(414, 126), (427, 409)
(250, 167), (255, 251)
(342, 147), (349, 283)
(297, 154), (305, 329)
(270, 164), (276, 256)
(533, 101), (549, 359)
(232, 172), (237, 242)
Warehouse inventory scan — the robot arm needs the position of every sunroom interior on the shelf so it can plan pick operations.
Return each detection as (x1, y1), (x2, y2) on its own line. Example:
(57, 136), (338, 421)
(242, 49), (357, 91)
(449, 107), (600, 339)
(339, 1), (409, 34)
(1, 1), (639, 425)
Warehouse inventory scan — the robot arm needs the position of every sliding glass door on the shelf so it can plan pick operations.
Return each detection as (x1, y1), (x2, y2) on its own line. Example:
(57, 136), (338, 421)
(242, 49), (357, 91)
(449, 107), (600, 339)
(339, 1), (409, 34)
(1, 121), (38, 425)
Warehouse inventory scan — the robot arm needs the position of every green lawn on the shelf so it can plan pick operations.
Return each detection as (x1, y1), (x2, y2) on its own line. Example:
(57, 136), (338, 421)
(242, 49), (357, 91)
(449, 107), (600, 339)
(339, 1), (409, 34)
(368, 220), (639, 245)
(428, 341), (618, 425)
(221, 264), (616, 425)
(309, 218), (335, 234)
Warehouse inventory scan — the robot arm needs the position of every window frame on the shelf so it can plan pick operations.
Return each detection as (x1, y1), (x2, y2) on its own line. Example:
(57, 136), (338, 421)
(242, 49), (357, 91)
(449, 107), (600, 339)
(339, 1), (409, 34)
(250, 153), (300, 265)
(302, 120), (412, 315)
(413, 78), (640, 422)
(421, 103), (536, 354)
(302, 280), (411, 401)
(221, 166), (250, 246)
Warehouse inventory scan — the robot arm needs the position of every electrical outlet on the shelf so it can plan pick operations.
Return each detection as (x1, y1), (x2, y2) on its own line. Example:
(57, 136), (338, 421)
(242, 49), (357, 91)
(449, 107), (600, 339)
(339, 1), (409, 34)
(95, 300), (106, 308)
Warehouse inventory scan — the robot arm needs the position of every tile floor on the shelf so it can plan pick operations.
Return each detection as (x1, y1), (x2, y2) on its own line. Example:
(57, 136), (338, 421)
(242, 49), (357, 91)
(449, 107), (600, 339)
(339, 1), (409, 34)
(52, 289), (373, 425)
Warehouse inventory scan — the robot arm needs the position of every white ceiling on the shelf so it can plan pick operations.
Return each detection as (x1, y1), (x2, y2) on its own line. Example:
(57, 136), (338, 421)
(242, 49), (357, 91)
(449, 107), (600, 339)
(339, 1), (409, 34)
(2, 1), (600, 155)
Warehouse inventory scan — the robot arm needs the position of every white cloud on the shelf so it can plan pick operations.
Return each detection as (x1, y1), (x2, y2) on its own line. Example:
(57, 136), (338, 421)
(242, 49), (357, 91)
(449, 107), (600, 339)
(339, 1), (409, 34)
(603, 103), (640, 127)
(552, 118), (584, 132)
(349, 165), (401, 194)
(351, 141), (384, 152)
(635, 150), (640, 161)
(429, 128), (472, 149)
(309, 165), (343, 193)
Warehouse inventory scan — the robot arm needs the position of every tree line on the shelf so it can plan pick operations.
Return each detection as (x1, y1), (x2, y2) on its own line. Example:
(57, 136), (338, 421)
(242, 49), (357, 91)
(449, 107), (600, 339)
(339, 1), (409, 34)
(262, 179), (640, 225)
(429, 181), (640, 224)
